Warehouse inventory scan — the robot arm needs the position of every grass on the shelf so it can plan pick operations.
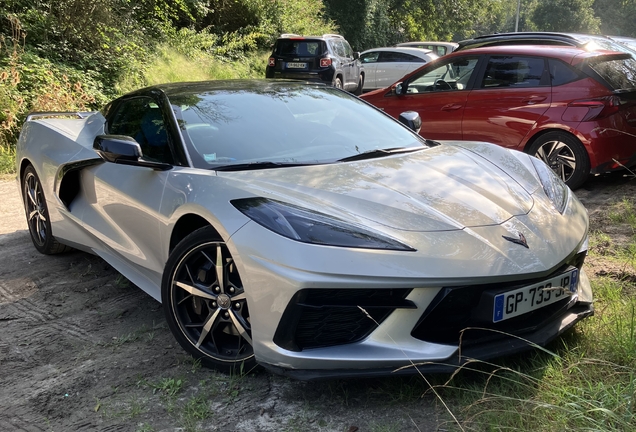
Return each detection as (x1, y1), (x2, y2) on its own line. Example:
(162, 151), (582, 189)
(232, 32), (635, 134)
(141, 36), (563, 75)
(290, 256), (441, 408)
(0, 144), (15, 175)
(608, 198), (636, 229)
(117, 44), (269, 93)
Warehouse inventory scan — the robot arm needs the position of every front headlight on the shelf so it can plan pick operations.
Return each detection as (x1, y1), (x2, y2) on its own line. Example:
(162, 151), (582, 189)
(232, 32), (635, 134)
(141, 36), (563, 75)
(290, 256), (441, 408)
(231, 198), (415, 251)
(530, 156), (568, 214)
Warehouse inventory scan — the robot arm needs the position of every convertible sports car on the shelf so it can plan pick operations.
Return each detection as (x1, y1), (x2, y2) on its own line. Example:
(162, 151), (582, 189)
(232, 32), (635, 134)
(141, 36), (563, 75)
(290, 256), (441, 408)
(16, 80), (593, 379)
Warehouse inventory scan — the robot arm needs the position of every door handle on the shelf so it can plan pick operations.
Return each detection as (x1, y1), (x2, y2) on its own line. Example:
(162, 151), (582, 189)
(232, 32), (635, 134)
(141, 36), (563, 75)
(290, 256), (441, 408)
(522, 95), (547, 105)
(441, 103), (463, 111)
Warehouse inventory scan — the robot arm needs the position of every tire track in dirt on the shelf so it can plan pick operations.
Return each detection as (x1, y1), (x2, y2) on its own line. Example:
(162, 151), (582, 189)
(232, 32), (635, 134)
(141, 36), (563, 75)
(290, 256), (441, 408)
(0, 418), (45, 432)
(0, 281), (96, 344)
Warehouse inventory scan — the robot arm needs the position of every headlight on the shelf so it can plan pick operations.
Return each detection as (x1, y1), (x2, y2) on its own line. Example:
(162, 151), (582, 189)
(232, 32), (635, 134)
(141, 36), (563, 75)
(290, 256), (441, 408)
(530, 156), (568, 214)
(231, 198), (415, 251)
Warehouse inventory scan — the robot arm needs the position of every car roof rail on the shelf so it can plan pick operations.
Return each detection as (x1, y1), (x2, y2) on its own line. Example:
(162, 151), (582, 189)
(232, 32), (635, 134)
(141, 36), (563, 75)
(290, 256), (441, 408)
(322, 34), (344, 39)
(280, 33), (302, 38)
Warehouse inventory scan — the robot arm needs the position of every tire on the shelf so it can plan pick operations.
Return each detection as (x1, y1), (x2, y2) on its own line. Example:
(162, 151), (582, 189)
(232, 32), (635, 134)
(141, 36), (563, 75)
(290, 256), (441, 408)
(353, 74), (364, 95)
(162, 226), (255, 373)
(334, 76), (343, 90)
(22, 165), (71, 254)
(527, 131), (590, 190)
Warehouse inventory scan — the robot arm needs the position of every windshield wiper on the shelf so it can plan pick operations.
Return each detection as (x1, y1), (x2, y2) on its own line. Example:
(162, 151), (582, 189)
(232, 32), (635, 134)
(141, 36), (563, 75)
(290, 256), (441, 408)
(337, 147), (422, 163)
(213, 161), (316, 171)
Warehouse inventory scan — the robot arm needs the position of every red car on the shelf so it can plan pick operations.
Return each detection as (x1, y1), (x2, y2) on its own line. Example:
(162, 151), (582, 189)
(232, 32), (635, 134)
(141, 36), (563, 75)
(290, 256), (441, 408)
(361, 45), (636, 189)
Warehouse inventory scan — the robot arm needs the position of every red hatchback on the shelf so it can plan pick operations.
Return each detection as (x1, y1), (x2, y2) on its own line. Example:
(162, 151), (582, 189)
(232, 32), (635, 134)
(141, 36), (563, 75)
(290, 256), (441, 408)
(361, 45), (636, 189)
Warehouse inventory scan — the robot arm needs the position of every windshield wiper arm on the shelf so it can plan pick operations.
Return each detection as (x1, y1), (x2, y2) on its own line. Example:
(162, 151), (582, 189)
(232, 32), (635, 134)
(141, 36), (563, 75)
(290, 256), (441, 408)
(337, 147), (421, 163)
(213, 161), (315, 171)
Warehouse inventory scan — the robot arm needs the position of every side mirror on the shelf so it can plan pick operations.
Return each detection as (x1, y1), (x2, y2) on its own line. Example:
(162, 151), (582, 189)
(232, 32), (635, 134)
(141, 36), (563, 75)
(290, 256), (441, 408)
(398, 111), (422, 134)
(353, 52), (360, 60)
(93, 135), (172, 171)
(394, 82), (405, 95)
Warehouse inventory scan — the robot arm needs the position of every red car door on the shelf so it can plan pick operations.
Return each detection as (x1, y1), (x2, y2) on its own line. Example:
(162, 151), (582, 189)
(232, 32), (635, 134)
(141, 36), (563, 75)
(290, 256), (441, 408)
(463, 55), (552, 149)
(366, 56), (481, 141)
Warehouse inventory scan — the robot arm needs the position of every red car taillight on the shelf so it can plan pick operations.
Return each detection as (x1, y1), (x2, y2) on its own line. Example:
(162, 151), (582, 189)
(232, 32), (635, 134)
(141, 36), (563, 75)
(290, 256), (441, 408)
(268, 57), (276, 67)
(567, 96), (621, 122)
(320, 58), (332, 68)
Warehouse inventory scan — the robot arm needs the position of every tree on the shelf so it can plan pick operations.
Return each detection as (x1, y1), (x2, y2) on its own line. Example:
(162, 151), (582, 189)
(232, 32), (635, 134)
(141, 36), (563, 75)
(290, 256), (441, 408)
(532, 0), (600, 33)
(594, 0), (636, 36)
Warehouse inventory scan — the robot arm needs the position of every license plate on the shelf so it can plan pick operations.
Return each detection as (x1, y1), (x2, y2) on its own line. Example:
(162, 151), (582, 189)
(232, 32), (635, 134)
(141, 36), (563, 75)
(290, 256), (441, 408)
(493, 268), (579, 323)
(286, 62), (306, 69)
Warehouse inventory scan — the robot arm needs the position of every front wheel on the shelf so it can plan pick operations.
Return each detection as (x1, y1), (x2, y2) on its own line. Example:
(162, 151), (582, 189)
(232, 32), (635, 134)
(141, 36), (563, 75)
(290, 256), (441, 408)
(162, 226), (255, 373)
(334, 76), (343, 90)
(353, 74), (364, 95)
(527, 132), (590, 190)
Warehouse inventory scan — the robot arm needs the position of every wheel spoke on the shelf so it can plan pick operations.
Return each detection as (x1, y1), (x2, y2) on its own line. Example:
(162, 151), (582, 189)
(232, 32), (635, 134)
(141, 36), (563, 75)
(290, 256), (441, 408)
(196, 308), (221, 348)
(214, 245), (225, 293)
(545, 142), (559, 163)
(230, 292), (246, 301)
(28, 210), (39, 222)
(557, 154), (576, 169)
(175, 281), (217, 301)
(536, 146), (550, 163)
(229, 310), (252, 346)
(27, 187), (37, 207)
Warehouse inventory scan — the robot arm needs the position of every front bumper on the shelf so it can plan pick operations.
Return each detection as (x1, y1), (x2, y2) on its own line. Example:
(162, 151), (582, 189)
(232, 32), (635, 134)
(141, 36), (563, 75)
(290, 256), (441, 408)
(227, 197), (591, 378)
(261, 301), (593, 380)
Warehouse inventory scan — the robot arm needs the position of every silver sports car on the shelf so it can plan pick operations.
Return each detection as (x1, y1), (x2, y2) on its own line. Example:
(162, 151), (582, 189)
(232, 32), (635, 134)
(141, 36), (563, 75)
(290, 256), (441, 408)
(16, 80), (593, 379)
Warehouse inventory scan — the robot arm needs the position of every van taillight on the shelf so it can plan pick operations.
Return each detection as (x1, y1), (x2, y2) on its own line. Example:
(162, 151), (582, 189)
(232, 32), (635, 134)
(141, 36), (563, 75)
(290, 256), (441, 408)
(568, 96), (620, 121)
(320, 58), (332, 68)
(268, 57), (276, 67)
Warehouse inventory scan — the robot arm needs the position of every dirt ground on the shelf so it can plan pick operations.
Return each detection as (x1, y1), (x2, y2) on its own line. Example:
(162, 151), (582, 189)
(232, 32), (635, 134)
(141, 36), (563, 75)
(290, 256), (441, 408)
(1, 172), (634, 432)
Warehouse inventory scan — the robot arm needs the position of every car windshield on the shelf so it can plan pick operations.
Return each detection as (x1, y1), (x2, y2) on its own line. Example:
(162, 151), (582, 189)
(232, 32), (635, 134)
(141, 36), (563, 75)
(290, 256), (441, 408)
(170, 85), (426, 169)
(588, 56), (636, 92)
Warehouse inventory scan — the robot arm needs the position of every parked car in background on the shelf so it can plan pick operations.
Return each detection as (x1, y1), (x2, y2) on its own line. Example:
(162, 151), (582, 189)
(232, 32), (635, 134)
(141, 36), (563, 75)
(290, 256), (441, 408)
(361, 45), (636, 189)
(359, 47), (438, 91)
(456, 32), (636, 56)
(609, 35), (636, 52)
(266, 33), (363, 94)
(395, 41), (459, 56)
(17, 79), (593, 378)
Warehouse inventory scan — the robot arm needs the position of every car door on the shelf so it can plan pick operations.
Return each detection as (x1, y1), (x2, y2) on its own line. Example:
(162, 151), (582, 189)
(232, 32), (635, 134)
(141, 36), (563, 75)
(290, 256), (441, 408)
(80, 96), (175, 283)
(341, 40), (359, 90)
(378, 56), (481, 140)
(360, 51), (379, 90)
(463, 55), (552, 149)
(375, 51), (426, 89)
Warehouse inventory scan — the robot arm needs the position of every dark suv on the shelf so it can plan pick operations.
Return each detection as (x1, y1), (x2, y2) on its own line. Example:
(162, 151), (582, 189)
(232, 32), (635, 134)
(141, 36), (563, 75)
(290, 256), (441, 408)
(266, 34), (364, 94)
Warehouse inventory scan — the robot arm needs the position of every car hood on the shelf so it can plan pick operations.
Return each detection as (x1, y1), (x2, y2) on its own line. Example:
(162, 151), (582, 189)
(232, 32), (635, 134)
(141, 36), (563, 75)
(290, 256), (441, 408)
(217, 144), (536, 232)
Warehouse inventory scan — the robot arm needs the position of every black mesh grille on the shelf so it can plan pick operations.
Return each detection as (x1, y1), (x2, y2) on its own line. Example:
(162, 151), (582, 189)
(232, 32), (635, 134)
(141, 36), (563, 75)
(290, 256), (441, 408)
(411, 251), (587, 346)
(274, 288), (413, 351)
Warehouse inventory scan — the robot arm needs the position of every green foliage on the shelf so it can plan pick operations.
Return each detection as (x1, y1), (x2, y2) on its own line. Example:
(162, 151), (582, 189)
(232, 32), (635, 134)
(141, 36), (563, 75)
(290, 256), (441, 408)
(594, 0), (636, 36)
(533, 0), (601, 33)
(0, 16), (107, 169)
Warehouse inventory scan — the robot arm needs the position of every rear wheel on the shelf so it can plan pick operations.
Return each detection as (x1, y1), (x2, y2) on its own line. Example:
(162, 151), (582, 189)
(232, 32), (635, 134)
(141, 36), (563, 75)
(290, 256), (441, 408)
(334, 76), (343, 90)
(162, 226), (255, 373)
(22, 165), (71, 254)
(527, 131), (590, 190)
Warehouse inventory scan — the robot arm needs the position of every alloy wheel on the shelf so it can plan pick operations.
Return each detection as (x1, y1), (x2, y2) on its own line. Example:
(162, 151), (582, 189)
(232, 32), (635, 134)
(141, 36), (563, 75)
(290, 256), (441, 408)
(169, 241), (253, 363)
(534, 139), (576, 183)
